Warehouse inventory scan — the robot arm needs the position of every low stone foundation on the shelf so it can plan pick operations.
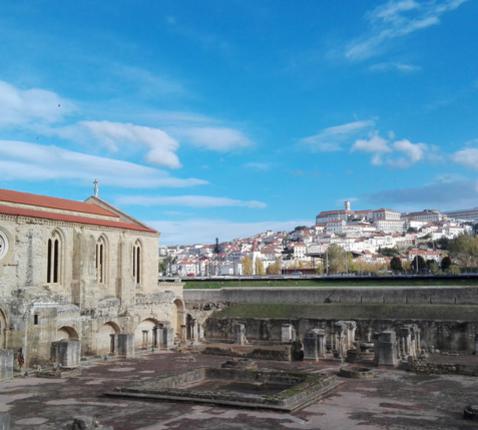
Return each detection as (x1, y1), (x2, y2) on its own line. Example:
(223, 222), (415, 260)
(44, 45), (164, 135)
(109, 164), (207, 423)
(202, 343), (292, 361)
(107, 367), (339, 412)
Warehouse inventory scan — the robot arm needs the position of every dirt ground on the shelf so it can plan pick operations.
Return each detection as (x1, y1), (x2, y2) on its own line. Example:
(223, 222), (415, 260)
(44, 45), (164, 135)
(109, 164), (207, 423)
(1, 351), (478, 430)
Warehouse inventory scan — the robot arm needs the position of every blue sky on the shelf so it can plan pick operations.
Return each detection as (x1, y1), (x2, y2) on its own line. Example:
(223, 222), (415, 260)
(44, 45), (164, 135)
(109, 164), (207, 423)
(0, 0), (477, 244)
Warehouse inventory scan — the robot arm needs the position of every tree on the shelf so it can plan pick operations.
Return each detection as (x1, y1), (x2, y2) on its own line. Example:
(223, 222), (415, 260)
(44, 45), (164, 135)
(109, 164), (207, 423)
(241, 255), (253, 276)
(326, 244), (352, 274)
(449, 265), (461, 275)
(441, 256), (452, 272)
(266, 258), (282, 275)
(426, 259), (440, 274)
(254, 257), (265, 275)
(448, 234), (478, 269)
(379, 247), (399, 257)
(411, 255), (426, 273)
(390, 256), (403, 272)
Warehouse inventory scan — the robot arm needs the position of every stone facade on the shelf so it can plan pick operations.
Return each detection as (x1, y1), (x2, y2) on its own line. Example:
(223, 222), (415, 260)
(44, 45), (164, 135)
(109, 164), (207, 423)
(0, 189), (186, 367)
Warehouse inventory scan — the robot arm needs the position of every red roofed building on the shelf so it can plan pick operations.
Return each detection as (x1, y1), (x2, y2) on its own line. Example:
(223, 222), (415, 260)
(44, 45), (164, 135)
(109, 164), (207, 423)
(0, 187), (187, 367)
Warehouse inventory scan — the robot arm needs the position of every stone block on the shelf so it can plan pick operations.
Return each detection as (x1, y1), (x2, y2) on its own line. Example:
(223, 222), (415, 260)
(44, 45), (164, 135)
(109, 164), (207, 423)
(51, 340), (80, 368)
(162, 327), (175, 349)
(375, 330), (398, 367)
(117, 334), (135, 358)
(303, 329), (325, 361)
(0, 350), (13, 381)
(234, 323), (248, 345)
(281, 324), (296, 343)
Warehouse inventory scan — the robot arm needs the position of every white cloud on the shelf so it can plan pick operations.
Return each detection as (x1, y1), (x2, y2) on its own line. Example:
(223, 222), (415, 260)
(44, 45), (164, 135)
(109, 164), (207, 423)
(116, 195), (266, 209)
(58, 121), (182, 169)
(300, 120), (375, 152)
(0, 80), (73, 126)
(0, 140), (205, 188)
(150, 219), (311, 245)
(368, 62), (422, 73)
(352, 132), (431, 167)
(346, 0), (467, 61)
(452, 147), (478, 170)
(352, 133), (390, 153)
(175, 126), (252, 152)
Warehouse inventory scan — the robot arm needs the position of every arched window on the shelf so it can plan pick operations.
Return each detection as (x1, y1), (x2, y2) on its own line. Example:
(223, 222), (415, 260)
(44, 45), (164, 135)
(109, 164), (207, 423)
(132, 240), (142, 285)
(96, 236), (107, 284)
(47, 231), (62, 284)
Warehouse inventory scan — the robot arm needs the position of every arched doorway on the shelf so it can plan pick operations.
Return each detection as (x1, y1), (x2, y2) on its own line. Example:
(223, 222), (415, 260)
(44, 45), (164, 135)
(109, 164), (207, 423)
(56, 326), (79, 341)
(135, 319), (162, 350)
(97, 322), (120, 355)
(0, 309), (7, 348)
(173, 299), (185, 340)
(186, 314), (195, 341)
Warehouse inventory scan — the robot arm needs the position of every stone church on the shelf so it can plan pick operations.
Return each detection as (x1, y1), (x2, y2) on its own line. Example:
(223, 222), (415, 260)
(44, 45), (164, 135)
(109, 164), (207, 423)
(0, 187), (186, 367)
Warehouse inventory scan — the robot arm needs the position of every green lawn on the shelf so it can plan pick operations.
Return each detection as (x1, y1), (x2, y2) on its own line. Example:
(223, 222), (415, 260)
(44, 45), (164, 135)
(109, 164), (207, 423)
(183, 277), (478, 289)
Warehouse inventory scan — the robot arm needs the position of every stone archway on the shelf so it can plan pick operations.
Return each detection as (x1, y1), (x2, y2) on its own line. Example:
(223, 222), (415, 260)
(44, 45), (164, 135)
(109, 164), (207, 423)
(134, 318), (163, 350)
(97, 322), (120, 355)
(173, 299), (185, 341)
(56, 326), (79, 341)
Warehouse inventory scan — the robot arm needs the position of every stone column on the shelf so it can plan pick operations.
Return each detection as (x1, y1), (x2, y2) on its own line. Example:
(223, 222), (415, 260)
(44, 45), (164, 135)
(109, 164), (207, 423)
(163, 327), (175, 349)
(117, 334), (135, 358)
(375, 330), (398, 367)
(303, 329), (325, 361)
(317, 330), (327, 357)
(51, 340), (80, 368)
(281, 324), (296, 343)
(0, 350), (13, 381)
(234, 323), (248, 345)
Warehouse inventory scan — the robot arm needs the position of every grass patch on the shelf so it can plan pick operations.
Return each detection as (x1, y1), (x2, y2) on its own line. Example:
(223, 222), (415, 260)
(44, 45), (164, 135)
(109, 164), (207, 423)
(214, 303), (478, 321)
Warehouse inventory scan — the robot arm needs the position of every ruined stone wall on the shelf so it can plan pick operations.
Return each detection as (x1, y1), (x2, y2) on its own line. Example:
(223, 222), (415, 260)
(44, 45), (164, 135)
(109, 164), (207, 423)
(0, 214), (184, 365)
(204, 317), (478, 353)
(184, 286), (478, 306)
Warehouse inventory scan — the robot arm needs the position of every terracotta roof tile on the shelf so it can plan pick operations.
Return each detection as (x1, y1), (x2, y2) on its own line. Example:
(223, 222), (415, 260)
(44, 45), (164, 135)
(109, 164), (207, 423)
(0, 203), (157, 234)
(0, 188), (116, 217)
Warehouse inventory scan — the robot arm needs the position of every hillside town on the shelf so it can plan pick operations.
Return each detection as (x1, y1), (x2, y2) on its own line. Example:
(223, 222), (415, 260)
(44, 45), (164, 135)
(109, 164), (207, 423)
(160, 201), (477, 277)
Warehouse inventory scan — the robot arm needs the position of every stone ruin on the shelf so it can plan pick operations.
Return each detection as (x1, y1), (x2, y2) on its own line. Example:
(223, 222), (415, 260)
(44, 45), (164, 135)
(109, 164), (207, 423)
(375, 324), (422, 367)
(234, 323), (248, 345)
(303, 329), (326, 361)
(281, 323), (296, 343)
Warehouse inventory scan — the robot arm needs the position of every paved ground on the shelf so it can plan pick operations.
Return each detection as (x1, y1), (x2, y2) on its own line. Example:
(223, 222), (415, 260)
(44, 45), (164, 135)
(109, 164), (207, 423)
(1, 351), (478, 429)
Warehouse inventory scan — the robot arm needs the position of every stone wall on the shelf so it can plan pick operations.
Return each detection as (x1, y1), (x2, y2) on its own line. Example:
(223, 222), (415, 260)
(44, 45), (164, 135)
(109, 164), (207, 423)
(204, 316), (478, 353)
(0, 214), (186, 366)
(184, 286), (478, 306)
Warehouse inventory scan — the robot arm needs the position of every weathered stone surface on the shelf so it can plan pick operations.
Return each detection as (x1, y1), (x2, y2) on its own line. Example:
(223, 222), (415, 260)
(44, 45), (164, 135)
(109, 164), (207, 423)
(117, 334), (135, 358)
(51, 340), (80, 368)
(303, 329), (325, 361)
(0, 350), (13, 381)
(375, 330), (399, 367)
(281, 323), (296, 343)
(0, 199), (186, 366)
(234, 323), (248, 345)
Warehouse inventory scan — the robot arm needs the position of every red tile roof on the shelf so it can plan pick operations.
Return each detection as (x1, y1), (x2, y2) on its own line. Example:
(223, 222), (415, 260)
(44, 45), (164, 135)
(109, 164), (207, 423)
(0, 189), (157, 234)
(0, 189), (116, 217)
(0, 204), (157, 233)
